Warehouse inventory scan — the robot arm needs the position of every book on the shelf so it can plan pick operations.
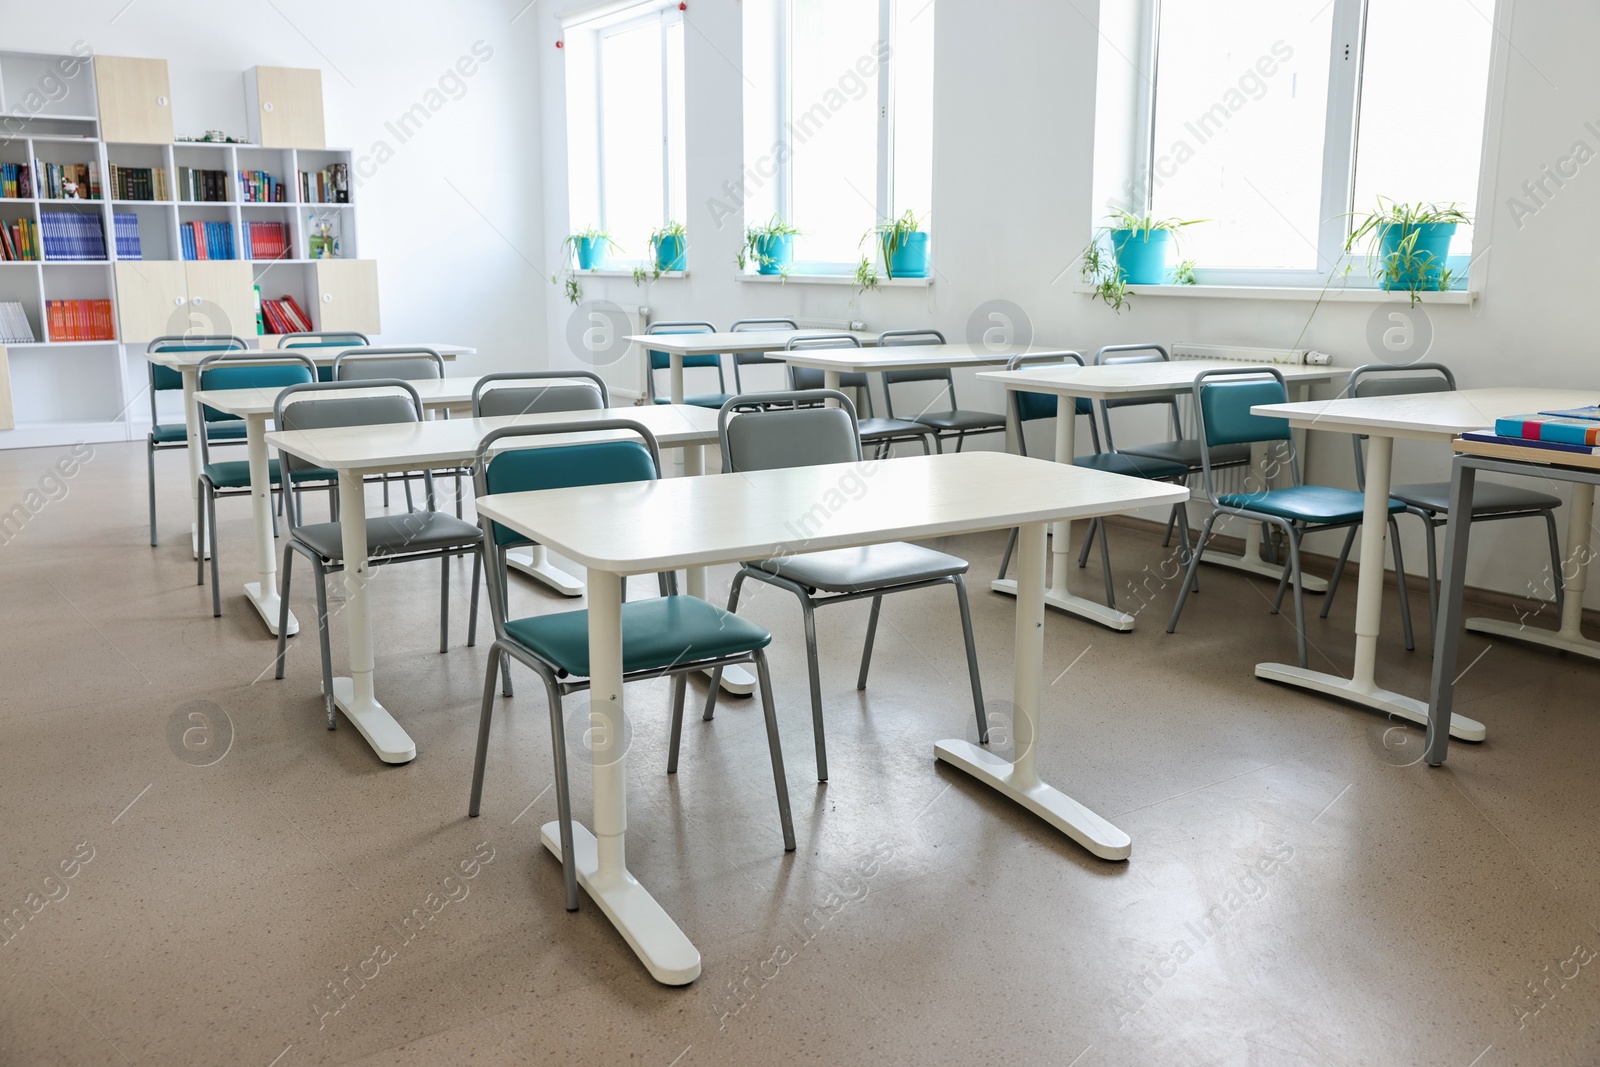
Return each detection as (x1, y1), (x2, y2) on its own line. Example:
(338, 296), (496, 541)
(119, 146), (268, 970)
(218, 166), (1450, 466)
(39, 211), (106, 260)
(44, 299), (114, 342)
(0, 301), (35, 343)
(243, 220), (289, 259)
(299, 163), (350, 204)
(238, 169), (286, 203)
(1461, 431), (1600, 456)
(1534, 406), (1600, 423)
(113, 212), (141, 259)
(108, 164), (170, 201)
(1, 163), (31, 198)
(179, 167), (229, 202)
(1493, 415), (1600, 447)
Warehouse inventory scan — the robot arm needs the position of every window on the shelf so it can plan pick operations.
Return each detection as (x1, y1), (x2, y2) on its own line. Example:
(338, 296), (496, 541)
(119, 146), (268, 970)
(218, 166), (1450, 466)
(1113, 0), (1495, 285)
(740, 0), (935, 273)
(563, 2), (687, 267)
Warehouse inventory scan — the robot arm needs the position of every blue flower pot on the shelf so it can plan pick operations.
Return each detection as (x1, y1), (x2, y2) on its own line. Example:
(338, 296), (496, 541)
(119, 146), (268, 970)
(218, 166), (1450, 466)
(654, 235), (687, 272)
(1378, 222), (1456, 291)
(1110, 228), (1172, 285)
(576, 236), (607, 270)
(754, 234), (793, 275)
(884, 231), (929, 278)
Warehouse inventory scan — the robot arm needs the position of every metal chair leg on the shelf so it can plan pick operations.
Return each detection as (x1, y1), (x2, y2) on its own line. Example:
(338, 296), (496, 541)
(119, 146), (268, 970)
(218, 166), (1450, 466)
(1271, 549), (1293, 615)
(497, 547), (514, 697)
(798, 594), (829, 782)
(753, 649), (797, 852)
(540, 672), (580, 911)
(703, 570), (747, 721)
(312, 557), (335, 728)
(467, 549), (482, 648)
(274, 543), (295, 680)
(856, 595), (883, 690)
(207, 484), (223, 617)
(1542, 509), (1565, 619)
(1321, 527), (1357, 619)
(1389, 515), (1415, 652)
(953, 576), (987, 744)
(667, 672), (689, 775)
(997, 528), (1017, 581)
(1077, 517), (1096, 568)
(195, 479), (208, 587)
(468, 643), (501, 817)
(147, 442), (158, 547)
(1167, 512), (1219, 634)
(1097, 515), (1116, 609)
(439, 554), (450, 653)
(1287, 526), (1309, 669)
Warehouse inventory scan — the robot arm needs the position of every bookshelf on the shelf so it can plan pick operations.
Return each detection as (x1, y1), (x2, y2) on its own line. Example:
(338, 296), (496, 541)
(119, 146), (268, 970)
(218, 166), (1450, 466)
(0, 50), (377, 449)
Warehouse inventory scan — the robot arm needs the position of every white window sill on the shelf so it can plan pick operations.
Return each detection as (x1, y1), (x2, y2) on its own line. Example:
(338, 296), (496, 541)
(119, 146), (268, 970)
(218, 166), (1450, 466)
(1073, 282), (1475, 305)
(739, 273), (932, 287)
(575, 269), (689, 280)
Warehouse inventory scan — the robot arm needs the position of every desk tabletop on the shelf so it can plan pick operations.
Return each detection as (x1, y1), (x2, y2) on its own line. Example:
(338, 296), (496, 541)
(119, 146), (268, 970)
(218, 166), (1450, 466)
(476, 451), (1189, 576)
(257, 339), (475, 357)
(781, 343), (1075, 373)
(146, 342), (468, 369)
(978, 359), (1340, 400)
(195, 375), (499, 416)
(1253, 387), (1599, 441)
(267, 404), (718, 474)
(626, 329), (877, 354)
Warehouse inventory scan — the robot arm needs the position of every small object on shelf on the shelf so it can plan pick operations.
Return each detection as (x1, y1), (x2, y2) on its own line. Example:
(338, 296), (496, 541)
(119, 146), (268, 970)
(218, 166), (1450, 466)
(0, 302), (36, 344)
(307, 213), (339, 259)
(178, 130), (250, 144)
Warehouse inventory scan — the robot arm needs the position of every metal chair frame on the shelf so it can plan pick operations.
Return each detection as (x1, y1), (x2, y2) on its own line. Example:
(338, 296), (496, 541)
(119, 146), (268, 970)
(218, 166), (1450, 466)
(879, 328), (1007, 452)
(146, 335), (250, 546)
(784, 335), (936, 457)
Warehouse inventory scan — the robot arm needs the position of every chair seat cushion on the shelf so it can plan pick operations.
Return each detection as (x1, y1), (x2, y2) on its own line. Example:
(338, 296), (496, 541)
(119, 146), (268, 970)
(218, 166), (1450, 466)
(858, 417), (930, 441)
(505, 596), (771, 677)
(293, 511), (483, 560)
(202, 459), (337, 489)
(912, 410), (1007, 433)
(1392, 480), (1562, 516)
(1073, 452), (1188, 481)
(1120, 439), (1252, 471)
(750, 542), (968, 593)
(1219, 485), (1404, 524)
(152, 422), (248, 444)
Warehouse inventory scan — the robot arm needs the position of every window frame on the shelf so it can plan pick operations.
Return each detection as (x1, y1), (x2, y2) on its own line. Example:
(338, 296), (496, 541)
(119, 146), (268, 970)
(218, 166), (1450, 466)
(1122, 0), (1505, 290)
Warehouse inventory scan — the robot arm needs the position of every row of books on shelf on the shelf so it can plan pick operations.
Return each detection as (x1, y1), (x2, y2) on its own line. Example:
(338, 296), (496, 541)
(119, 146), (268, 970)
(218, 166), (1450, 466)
(243, 220), (289, 259)
(180, 167), (229, 203)
(1463, 408), (1600, 456)
(0, 162), (107, 201)
(108, 164), (170, 202)
(40, 211), (106, 261)
(0, 302), (35, 343)
(46, 299), (115, 342)
(1, 163), (31, 199)
(239, 170), (287, 203)
(258, 292), (314, 334)
(113, 212), (141, 260)
(1, 218), (39, 260)
(300, 164), (349, 204)
(181, 220), (237, 260)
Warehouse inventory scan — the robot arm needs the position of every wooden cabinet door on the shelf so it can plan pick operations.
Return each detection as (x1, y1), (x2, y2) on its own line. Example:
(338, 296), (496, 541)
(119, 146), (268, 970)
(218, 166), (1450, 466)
(94, 56), (174, 144)
(113, 261), (189, 344)
(313, 260), (380, 333)
(183, 261), (257, 341)
(250, 67), (325, 149)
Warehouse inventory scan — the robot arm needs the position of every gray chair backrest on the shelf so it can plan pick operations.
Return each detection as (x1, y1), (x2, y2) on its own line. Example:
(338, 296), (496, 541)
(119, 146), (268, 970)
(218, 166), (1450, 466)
(880, 329), (950, 386)
(273, 379), (423, 478)
(473, 371), (608, 417)
(785, 334), (867, 392)
(1348, 362), (1456, 398)
(730, 318), (799, 332)
(280, 331), (370, 348)
(730, 319), (800, 383)
(719, 390), (863, 472)
(333, 347), (445, 381)
(1092, 343), (1182, 447)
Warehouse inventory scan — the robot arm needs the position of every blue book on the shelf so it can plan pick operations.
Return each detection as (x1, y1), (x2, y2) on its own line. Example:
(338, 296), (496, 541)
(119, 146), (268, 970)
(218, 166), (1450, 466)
(1462, 430), (1600, 456)
(1537, 406), (1600, 422)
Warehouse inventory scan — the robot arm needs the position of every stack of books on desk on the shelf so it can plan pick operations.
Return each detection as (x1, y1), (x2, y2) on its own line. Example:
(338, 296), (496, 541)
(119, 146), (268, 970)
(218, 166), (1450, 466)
(1463, 407), (1600, 455)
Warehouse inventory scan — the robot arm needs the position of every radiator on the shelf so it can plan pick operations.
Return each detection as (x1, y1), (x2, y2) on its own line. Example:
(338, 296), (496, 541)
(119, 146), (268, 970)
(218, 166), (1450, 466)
(1171, 342), (1328, 366)
(793, 317), (866, 332)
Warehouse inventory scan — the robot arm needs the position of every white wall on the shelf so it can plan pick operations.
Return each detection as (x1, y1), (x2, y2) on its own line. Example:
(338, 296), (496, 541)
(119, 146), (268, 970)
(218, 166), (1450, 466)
(5, 0), (545, 378)
(532, 0), (1600, 604)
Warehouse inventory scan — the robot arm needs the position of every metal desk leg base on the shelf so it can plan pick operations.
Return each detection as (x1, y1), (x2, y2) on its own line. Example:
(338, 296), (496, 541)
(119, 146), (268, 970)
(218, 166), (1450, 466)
(990, 578), (1136, 632)
(1255, 663), (1486, 741)
(1462, 617), (1600, 660)
(507, 545), (585, 597)
(329, 678), (417, 764)
(244, 582), (298, 636)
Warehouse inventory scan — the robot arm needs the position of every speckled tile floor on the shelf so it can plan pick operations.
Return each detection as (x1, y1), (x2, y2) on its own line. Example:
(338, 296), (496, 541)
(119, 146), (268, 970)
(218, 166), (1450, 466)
(2, 438), (1598, 1066)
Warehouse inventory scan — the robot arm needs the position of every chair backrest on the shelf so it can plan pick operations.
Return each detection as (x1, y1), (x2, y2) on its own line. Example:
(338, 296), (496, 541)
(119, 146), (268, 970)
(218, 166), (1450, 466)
(730, 318), (798, 332)
(880, 328), (952, 389)
(878, 329), (946, 347)
(279, 331), (370, 348)
(193, 352), (318, 462)
(1193, 367), (1295, 495)
(1092, 343), (1183, 447)
(472, 371), (608, 417)
(730, 319), (799, 385)
(273, 380), (424, 513)
(1343, 363), (1457, 486)
(146, 335), (249, 419)
(1007, 351), (1088, 422)
(784, 334), (869, 394)
(644, 320), (723, 401)
(333, 346), (444, 381)
(719, 390), (862, 472)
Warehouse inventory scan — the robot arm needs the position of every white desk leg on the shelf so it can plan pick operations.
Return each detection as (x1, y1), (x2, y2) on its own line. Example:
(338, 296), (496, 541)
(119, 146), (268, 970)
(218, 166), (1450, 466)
(1256, 435), (1484, 740)
(990, 393), (1136, 631)
(939, 521), (1132, 860)
(669, 353), (684, 405)
(329, 470), (417, 764)
(540, 567), (701, 985)
(506, 545), (585, 597)
(680, 441), (754, 695)
(241, 414), (298, 636)
(182, 368), (209, 560)
(1466, 479), (1600, 658)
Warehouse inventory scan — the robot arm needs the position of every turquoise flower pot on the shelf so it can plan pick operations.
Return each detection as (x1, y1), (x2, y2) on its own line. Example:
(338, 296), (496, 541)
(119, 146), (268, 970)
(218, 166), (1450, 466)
(885, 231), (929, 278)
(654, 235), (686, 272)
(1378, 222), (1456, 291)
(575, 236), (608, 270)
(1110, 228), (1172, 285)
(755, 234), (793, 275)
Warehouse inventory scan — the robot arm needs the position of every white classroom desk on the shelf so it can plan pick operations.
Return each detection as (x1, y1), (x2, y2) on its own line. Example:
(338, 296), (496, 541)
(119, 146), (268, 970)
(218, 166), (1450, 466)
(976, 360), (1341, 630)
(264, 404), (721, 765)
(476, 450), (1188, 986)
(146, 343), (473, 558)
(1251, 387), (1598, 741)
(781, 342), (1075, 389)
(625, 329), (878, 411)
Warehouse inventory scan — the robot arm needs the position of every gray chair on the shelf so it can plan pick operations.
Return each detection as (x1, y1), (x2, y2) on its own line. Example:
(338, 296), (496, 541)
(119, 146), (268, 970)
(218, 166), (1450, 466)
(1320, 363), (1565, 636)
(279, 331), (370, 382)
(146, 334), (250, 547)
(708, 390), (986, 782)
(271, 379), (485, 730)
(334, 347), (456, 513)
(644, 320), (731, 408)
(785, 335), (936, 458)
(472, 370), (609, 417)
(880, 329), (1007, 452)
(730, 317), (799, 393)
(467, 419), (795, 911)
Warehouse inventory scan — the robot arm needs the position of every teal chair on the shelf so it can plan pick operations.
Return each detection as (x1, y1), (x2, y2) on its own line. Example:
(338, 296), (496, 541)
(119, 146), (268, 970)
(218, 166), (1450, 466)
(1166, 367), (1415, 668)
(466, 419), (795, 911)
(146, 335), (250, 546)
(279, 331), (370, 381)
(194, 352), (336, 617)
(644, 320), (731, 408)
(996, 351), (1192, 608)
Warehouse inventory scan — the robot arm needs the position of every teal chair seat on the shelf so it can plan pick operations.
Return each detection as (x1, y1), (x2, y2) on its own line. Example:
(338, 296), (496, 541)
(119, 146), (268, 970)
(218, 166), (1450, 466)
(1218, 485), (1405, 525)
(152, 421), (248, 444)
(201, 458), (336, 490)
(505, 596), (772, 678)
(1073, 451), (1188, 481)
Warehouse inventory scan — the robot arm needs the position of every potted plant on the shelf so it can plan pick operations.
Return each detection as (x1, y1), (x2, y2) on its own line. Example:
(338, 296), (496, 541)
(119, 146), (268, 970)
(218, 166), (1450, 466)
(875, 209), (929, 278)
(651, 220), (687, 273)
(740, 215), (800, 277)
(1346, 198), (1470, 304)
(1080, 211), (1205, 310)
(565, 226), (618, 271)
